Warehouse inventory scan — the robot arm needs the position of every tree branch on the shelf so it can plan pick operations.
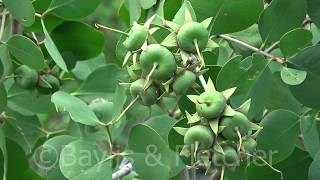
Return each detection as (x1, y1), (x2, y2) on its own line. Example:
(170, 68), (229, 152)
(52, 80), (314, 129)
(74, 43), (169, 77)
(112, 158), (133, 180)
(215, 35), (286, 64)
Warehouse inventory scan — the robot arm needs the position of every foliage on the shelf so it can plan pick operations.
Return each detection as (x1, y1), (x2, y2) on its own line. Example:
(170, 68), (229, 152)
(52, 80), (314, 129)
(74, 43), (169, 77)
(0, 0), (319, 180)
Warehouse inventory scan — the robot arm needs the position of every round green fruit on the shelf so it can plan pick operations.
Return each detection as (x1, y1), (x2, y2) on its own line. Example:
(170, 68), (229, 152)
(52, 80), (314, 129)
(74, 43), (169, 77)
(123, 24), (148, 51)
(130, 79), (145, 96)
(221, 112), (250, 141)
(196, 91), (226, 119)
(177, 22), (209, 52)
(130, 79), (158, 106)
(140, 44), (177, 81)
(242, 137), (257, 153)
(184, 125), (214, 150)
(89, 100), (114, 122)
(172, 70), (196, 95)
(38, 74), (60, 92)
(15, 65), (38, 89)
(212, 146), (239, 167)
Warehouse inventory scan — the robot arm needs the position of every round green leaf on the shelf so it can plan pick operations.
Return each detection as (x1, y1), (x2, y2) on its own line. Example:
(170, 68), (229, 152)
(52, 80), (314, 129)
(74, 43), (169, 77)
(59, 140), (112, 180)
(257, 110), (300, 164)
(51, 91), (102, 126)
(76, 64), (128, 95)
(3, 0), (35, 26)
(6, 35), (45, 70)
(289, 45), (320, 109)
(280, 67), (307, 85)
(300, 116), (320, 158)
(190, 0), (264, 34)
(47, 0), (101, 20)
(279, 28), (313, 58)
(259, 0), (307, 44)
(0, 84), (7, 113)
(50, 21), (104, 64)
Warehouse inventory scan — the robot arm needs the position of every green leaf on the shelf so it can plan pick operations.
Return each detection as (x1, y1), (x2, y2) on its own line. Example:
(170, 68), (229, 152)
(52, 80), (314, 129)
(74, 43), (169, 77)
(59, 139), (112, 180)
(47, 0), (101, 20)
(0, 126), (8, 180)
(309, 151), (320, 180)
(257, 110), (300, 164)
(128, 124), (185, 179)
(190, 0), (263, 34)
(280, 67), (307, 85)
(50, 21), (105, 64)
(300, 116), (320, 158)
(0, 84), (7, 113)
(306, 0), (320, 28)
(289, 45), (320, 109)
(279, 28), (313, 58)
(172, 0), (197, 25)
(3, 0), (35, 26)
(3, 112), (45, 154)
(0, 59), (3, 79)
(124, 0), (142, 25)
(6, 35), (45, 70)
(265, 73), (302, 113)
(138, 0), (157, 9)
(259, 0), (307, 44)
(76, 64), (128, 95)
(0, 45), (13, 77)
(246, 148), (312, 180)
(51, 91), (102, 126)
(144, 115), (177, 143)
(41, 19), (68, 72)
(33, 135), (77, 179)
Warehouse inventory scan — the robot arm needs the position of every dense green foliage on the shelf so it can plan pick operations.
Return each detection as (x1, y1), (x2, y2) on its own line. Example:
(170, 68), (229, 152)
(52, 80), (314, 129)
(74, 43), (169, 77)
(0, 0), (320, 180)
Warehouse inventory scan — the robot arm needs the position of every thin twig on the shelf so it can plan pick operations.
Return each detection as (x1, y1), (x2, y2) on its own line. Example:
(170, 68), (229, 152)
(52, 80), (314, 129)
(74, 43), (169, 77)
(264, 42), (279, 53)
(182, 167), (190, 180)
(112, 161), (133, 180)
(95, 23), (129, 36)
(215, 35), (286, 64)
(195, 67), (207, 91)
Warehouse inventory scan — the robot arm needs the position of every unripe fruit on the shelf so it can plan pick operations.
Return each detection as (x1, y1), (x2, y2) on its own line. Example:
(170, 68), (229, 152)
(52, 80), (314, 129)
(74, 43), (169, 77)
(242, 137), (257, 153)
(89, 100), (114, 122)
(15, 65), (38, 89)
(38, 74), (60, 92)
(140, 44), (177, 81)
(196, 91), (226, 119)
(123, 24), (148, 51)
(177, 22), (209, 52)
(212, 146), (239, 167)
(221, 112), (250, 141)
(172, 70), (196, 95)
(130, 79), (158, 106)
(184, 125), (214, 150)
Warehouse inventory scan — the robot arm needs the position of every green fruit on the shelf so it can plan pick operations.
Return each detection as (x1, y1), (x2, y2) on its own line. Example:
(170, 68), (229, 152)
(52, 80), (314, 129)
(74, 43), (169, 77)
(15, 65), (38, 89)
(130, 79), (158, 106)
(242, 137), (257, 153)
(172, 70), (196, 94)
(89, 100), (114, 122)
(221, 112), (250, 141)
(130, 79), (145, 96)
(184, 125), (214, 150)
(196, 91), (226, 119)
(212, 146), (239, 167)
(39, 74), (60, 92)
(123, 24), (148, 51)
(140, 44), (177, 81)
(177, 22), (209, 52)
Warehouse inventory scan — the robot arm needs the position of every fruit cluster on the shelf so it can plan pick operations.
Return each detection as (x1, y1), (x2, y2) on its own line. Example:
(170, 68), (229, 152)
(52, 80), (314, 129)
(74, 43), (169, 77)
(181, 81), (258, 172)
(118, 13), (218, 108)
(14, 65), (61, 93)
